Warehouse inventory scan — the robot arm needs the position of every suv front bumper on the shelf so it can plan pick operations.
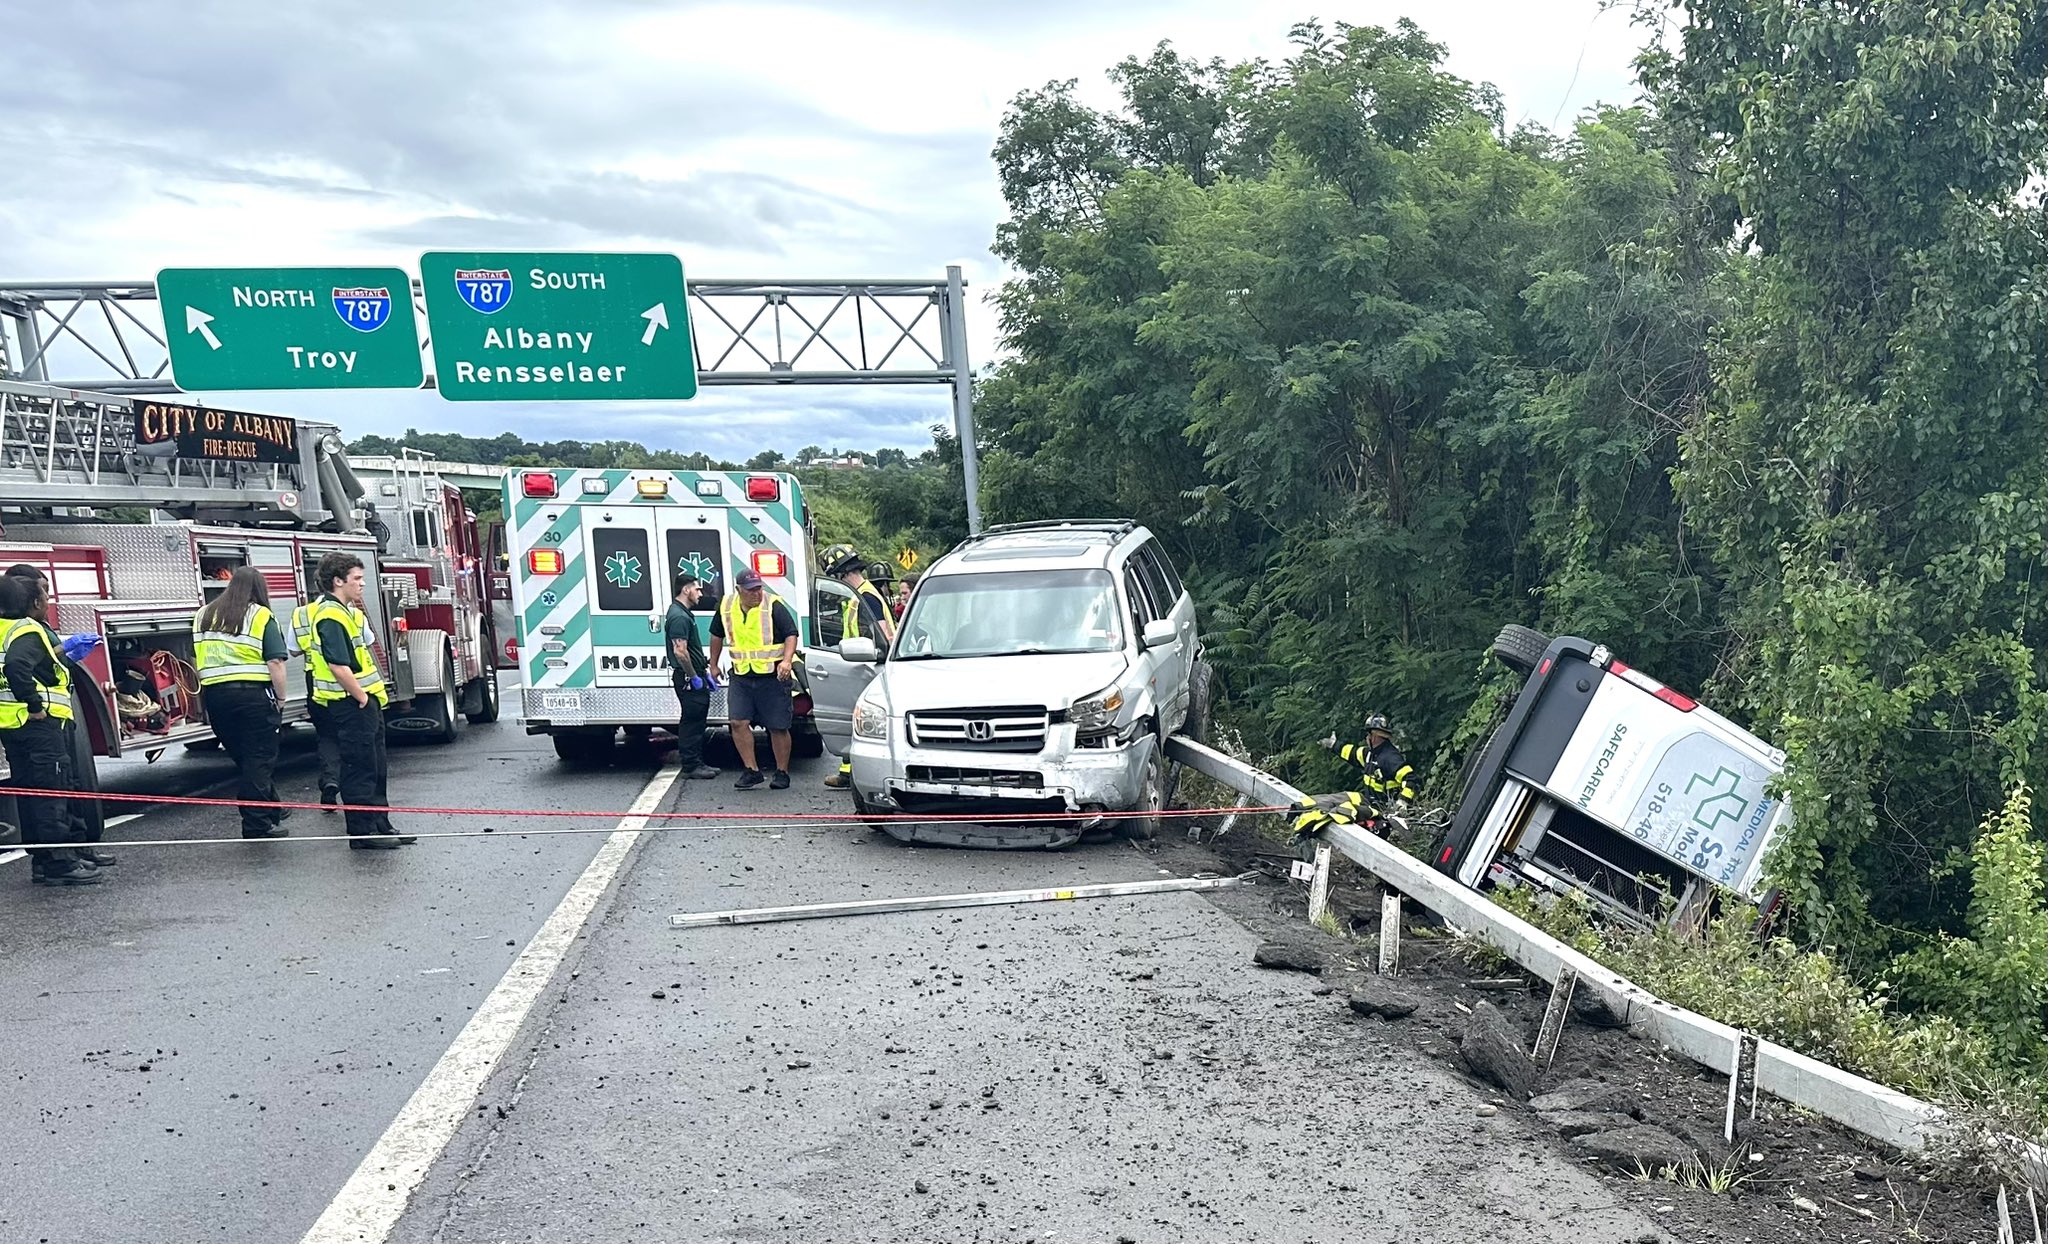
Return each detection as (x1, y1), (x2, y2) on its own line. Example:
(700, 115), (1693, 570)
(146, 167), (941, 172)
(848, 725), (1154, 848)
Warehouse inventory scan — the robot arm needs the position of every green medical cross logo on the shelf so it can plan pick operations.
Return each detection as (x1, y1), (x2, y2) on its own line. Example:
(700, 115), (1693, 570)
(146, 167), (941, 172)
(603, 551), (643, 589)
(678, 552), (718, 585)
(1686, 766), (1750, 833)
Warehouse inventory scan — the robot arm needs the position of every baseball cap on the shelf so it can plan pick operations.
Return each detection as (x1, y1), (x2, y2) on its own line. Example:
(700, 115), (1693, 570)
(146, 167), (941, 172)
(734, 568), (765, 590)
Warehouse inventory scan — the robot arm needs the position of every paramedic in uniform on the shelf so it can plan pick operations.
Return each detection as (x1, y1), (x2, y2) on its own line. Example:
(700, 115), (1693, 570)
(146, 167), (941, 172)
(666, 570), (718, 780)
(5, 562), (115, 868)
(194, 566), (291, 838)
(306, 552), (412, 849)
(0, 573), (102, 885)
(707, 567), (799, 790)
(818, 544), (894, 790)
(290, 588), (350, 810)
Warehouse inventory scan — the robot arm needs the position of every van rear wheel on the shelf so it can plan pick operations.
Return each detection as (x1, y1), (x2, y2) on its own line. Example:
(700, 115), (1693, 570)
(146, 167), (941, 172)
(1490, 624), (1549, 675)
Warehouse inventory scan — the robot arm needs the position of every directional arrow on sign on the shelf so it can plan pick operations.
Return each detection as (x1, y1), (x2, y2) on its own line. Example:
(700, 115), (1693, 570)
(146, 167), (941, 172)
(640, 303), (669, 347)
(185, 306), (223, 351)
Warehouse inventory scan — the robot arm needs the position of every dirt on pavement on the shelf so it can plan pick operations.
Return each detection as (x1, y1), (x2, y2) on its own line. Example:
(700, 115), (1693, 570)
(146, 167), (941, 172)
(1140, 818), (2005, 1244)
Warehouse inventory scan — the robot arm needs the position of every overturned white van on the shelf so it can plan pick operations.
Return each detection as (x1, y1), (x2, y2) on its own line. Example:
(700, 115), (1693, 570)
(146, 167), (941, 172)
(1431, 628), (1792, 930)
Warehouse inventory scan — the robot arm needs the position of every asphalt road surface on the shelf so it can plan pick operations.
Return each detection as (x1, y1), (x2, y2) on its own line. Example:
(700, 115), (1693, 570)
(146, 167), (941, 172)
(0, 717), (1662, 1244)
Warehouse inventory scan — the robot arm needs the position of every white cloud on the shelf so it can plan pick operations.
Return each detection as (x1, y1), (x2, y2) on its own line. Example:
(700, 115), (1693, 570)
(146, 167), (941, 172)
(0, 0), (1647, 455)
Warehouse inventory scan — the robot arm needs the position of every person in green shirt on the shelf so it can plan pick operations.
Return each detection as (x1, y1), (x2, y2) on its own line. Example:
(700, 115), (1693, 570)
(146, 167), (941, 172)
(667, 571), (717, 779)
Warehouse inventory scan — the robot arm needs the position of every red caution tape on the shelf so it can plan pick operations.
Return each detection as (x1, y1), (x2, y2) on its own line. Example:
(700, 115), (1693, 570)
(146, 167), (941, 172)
(5, 784), (1289, 826)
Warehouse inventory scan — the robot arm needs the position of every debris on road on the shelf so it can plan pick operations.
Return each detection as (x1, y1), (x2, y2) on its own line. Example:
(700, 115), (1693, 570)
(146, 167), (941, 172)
(1251, 940), (1324, 973)
(1459, 1001), (1536, 1099)
(1348, 979), (1422, 1020)
(1574, 1125), (1696, 1172)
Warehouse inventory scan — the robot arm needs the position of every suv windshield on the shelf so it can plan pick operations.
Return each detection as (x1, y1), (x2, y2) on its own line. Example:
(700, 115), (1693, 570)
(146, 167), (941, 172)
(894, 568), (1123, 658)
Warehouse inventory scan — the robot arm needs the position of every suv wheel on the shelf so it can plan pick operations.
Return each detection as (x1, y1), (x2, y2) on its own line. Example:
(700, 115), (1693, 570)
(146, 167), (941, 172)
(1118, 735), (1167, 841)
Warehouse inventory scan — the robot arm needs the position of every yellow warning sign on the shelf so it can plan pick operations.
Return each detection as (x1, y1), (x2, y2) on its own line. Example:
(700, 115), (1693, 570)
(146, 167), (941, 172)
(897, 547), (918, 572)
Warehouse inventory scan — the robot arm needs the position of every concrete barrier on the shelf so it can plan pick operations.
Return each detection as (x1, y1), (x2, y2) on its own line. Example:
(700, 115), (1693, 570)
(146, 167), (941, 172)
(1164, 736), (1959, 1154)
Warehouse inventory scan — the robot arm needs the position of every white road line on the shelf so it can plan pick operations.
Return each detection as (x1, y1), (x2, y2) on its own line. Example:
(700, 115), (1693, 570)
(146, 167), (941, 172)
(103, 814), (141, 828)
(298, 761), (681, 1244)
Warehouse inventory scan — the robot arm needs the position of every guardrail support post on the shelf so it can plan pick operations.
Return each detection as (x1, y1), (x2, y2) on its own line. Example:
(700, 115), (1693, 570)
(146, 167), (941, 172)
(1378, 894), (1401, 975)
(1727, 1032), (1760, 1142)
(1306, 844), (1334, 927)
(1532, 967), (1578, 1067)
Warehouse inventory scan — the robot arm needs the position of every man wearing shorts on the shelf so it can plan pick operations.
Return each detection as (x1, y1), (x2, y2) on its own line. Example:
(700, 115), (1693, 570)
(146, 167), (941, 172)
(706, 568), (800, 790)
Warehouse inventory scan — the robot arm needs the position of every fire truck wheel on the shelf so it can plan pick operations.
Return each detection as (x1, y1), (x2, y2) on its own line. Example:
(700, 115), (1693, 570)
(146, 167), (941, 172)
(466, 657), (502, 725)
(425, 650), (462, 745)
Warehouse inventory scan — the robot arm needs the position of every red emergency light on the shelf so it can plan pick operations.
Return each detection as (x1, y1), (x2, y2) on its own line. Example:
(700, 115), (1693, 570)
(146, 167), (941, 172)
(752, 550), (787, 579)
(744, 476), (780, 502)
(521, 472), (558, 498)
(528, 549), (565, 575)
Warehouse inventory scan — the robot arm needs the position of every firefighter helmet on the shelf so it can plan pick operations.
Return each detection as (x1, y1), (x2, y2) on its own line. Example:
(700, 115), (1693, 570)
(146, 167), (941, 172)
(821, 543), (864, 578)
(1364, 714), (1391, 734)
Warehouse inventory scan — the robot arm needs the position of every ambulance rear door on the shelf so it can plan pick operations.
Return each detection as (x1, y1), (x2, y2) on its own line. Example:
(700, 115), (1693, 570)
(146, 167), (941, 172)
(580, 504), (667, 688)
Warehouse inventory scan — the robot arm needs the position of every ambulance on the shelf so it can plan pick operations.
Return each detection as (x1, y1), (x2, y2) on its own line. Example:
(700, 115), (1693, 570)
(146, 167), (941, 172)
(503, 467), (830, 763)
(1433, 628), (1794, 931)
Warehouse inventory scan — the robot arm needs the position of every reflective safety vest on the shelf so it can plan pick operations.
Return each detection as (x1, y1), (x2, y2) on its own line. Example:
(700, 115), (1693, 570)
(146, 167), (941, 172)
(194, 603), (276, 686)
(288, 601), (316, 657)
(291, 602), (366, 657)
(720, 593), (784, 675)
(0, 618), (72, 728)
(842, 580), (892, 642)
(305, 598), (389, 707)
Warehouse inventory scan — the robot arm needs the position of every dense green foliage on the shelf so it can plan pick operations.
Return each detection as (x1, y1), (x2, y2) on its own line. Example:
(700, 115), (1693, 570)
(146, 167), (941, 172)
(978, 7), (2048, 1076)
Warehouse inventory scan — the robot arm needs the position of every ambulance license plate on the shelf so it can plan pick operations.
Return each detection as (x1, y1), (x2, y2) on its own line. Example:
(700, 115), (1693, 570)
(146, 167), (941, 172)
(539, 692), (582, 715)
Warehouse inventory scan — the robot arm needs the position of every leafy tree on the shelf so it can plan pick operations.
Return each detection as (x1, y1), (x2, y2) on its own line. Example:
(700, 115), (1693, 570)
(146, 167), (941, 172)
(1648, 0), (2048, 955)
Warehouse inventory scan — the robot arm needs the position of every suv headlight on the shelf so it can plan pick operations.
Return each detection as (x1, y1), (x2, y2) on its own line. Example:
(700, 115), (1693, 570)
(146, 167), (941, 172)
(1069, 685), (1126, 735)
(853, 687), (889, 741)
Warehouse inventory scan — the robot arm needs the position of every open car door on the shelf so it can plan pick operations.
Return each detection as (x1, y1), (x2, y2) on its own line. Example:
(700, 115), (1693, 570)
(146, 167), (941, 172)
(803, 577), (878, 761)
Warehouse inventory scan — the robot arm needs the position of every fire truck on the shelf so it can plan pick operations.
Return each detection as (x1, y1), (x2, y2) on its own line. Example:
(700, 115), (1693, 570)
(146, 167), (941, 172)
(0, 380), (498, 853)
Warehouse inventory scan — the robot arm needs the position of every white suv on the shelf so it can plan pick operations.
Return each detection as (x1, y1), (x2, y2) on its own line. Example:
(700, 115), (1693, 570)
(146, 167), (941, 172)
(803, 520), (1207, 847)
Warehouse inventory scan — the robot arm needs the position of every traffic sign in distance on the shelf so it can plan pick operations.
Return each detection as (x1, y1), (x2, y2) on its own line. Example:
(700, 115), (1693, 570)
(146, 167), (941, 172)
(897, 547), (918, 572)
(419, 251), (698, 402)
(156, 267), (425, 391)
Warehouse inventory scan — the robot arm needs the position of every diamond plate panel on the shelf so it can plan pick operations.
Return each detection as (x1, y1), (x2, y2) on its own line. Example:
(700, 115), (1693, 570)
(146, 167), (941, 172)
(380, 573), (420, 609)
(11, 523), (198, 603)
(405, 628), (448, 691)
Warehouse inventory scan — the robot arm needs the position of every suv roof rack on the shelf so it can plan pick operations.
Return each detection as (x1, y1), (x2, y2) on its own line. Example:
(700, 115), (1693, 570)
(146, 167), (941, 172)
(962, 519), (1138, 544)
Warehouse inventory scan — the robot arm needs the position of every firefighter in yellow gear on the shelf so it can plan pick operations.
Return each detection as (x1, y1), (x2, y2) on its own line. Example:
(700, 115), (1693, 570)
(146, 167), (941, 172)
(1333, 714), (1416, 807)
(818, 544), (894, 790)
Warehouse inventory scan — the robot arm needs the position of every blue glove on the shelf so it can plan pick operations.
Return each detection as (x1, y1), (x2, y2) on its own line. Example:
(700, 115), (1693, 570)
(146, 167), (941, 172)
(60, 634), (103, 662)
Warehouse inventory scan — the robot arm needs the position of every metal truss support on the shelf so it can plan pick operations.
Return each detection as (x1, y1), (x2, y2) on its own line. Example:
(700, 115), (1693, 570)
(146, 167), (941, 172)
(0, 269), (987, 532)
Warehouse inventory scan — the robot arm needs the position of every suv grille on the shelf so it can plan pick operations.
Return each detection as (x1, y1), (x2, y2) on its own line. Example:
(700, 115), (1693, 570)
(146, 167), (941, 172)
(905, 766), (1044, 789)
(906, 706), (1049, 753)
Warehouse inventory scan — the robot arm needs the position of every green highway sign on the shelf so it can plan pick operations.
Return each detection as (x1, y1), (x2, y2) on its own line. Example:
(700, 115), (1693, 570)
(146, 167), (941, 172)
(419, 251), (697, 402)
(155, 267), (424, 391)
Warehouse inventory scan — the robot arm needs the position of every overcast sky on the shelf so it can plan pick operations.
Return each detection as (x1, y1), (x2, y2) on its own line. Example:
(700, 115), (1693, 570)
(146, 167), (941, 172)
(0, 0), (1648, 462)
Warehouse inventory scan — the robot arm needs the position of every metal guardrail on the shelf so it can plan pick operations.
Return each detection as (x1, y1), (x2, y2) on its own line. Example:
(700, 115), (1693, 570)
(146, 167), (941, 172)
(1165, 736), (1977, 1159)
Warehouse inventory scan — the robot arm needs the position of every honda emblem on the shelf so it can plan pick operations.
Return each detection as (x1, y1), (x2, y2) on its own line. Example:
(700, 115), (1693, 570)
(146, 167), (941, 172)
(965, 720), (994, 742)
